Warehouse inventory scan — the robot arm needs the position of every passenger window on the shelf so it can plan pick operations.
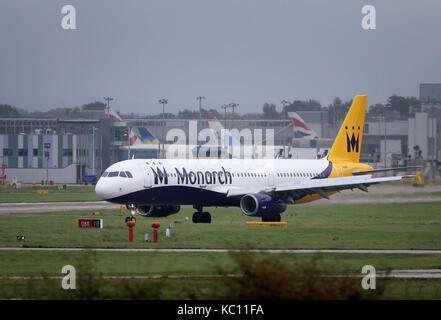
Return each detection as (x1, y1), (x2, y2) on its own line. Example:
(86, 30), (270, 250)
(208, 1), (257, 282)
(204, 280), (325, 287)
(126, 171), (133, 178)
(119, 171), (127, 178)
(108, 171), (119, 177)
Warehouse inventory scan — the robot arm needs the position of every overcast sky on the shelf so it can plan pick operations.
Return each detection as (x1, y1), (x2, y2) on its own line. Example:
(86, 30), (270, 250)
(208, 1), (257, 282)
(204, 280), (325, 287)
(0, 0), (440, 115)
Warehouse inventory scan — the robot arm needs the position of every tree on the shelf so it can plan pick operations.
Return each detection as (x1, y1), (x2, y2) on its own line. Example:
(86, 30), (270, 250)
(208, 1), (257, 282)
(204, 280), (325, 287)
(82, 102), (107, 111)
(177, 109), (199, 119)
(285, 99), (322, 112)
(386, 95), (420, 117)
(368, 103), (385, 115)
(0, 104), (21, 118)
(327, 97), (352, 124)
(262, 103), (281, 119)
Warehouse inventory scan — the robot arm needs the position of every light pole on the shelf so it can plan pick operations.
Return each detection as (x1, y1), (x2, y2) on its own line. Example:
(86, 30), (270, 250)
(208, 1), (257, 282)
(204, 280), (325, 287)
(228, 103), (239, 129)
(158, 99), (168, 119)
(91, 127), (98, 175)
(104, 97), (113, 112)
(127, 125), (131, 160)
(221, 105), (229, 128)
(44, 142), (50, 183)
(229, 102), (239, 116)
(158, 99), (168, 158)
(431, 106), (436, 179)
(281, 100), (291, 158)
(383, 108), (387, 168)
(196, 96), (206, 120)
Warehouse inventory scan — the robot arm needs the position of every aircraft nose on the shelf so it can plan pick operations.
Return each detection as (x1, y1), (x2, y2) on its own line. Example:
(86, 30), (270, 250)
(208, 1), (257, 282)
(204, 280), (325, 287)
(95, 178), (109, 200)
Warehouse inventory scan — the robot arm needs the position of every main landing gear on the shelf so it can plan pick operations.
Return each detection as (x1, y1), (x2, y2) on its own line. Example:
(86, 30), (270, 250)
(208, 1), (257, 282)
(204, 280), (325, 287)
(262, 214), (281, 222)
(192, 205), (212, 224)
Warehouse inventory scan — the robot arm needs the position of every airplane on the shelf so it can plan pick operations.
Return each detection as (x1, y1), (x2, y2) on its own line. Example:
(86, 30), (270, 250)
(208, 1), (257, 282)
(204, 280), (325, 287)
(105, 106), (160, 147)
(129, 127), (160, 146)
(105, 107), (123, 121)
(95, 95), (416, 223)
(288, 112), (320, 139)
(192, 115), (241, 158)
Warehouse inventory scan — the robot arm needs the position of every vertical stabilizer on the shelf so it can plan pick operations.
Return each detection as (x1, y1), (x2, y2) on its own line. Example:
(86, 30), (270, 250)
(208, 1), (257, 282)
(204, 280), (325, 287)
(328, 95), (367, 163)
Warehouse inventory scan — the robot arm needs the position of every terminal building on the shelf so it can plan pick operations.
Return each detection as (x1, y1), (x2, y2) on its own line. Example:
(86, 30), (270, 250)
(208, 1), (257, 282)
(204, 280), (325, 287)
(1, 84), (440, 183)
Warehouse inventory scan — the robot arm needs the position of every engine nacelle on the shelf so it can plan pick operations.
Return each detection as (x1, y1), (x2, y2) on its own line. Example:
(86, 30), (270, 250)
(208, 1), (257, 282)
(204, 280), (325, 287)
(136, 205), (181, 217)
(240, 193), (287, 217)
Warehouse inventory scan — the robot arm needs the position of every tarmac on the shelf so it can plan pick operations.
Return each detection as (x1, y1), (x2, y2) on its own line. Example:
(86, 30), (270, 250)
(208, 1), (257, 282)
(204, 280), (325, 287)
(0, 201), (120, 215)
(1, 247), (441, 254)
(1, 195), (441, 215)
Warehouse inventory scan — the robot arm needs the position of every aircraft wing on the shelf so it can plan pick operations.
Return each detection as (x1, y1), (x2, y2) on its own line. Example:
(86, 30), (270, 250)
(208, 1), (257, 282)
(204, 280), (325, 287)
(351, 166), (421, 176)
(226, 174), (409, 198)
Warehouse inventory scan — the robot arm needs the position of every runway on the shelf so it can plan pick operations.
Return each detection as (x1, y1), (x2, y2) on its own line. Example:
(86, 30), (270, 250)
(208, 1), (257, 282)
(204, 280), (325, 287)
(1, 247), (441, 254)
(1, 195), (441, 215)
(0, 201), (120, 215)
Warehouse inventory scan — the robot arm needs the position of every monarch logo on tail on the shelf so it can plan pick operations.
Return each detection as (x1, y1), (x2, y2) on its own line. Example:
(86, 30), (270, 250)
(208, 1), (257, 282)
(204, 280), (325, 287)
(345, 126), (361, 153)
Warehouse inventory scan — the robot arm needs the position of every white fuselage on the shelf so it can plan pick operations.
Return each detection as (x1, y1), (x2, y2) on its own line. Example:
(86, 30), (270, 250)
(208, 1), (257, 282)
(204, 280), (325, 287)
(95, 158), (331, 207)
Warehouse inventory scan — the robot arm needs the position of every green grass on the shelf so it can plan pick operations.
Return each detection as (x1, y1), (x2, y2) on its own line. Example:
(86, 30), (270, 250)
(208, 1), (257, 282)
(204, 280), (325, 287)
(1, 251), (441, 299)
(1, 202), (440, 249)
(1, 250), (441, 277)
(1, 201), (441, 299)
(1, 278), (441, 299)
(0, 185), (100, 203)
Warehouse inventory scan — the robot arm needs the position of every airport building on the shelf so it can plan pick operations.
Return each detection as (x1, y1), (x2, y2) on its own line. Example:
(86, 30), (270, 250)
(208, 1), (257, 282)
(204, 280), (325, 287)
(1, 85), (440, 183)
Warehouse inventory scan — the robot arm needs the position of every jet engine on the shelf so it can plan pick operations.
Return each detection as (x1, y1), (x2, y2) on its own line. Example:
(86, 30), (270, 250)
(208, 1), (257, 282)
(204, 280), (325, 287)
(136, 205), (181, 217)
(240, 193), (287, 217)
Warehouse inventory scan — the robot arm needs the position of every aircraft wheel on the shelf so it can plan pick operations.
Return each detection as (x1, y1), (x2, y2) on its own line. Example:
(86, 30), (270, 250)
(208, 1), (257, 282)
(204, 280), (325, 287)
(192, 211), (201, 223)
(192, 212), (212, 224)
(202, 212), (211, 224)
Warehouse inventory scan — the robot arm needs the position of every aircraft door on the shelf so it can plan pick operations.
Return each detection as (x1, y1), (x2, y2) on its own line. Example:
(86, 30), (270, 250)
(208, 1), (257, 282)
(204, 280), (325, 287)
(138, 163), (152, 188)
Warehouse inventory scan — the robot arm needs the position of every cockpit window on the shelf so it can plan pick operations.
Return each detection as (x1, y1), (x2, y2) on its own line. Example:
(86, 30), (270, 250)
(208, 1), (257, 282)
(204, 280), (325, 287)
(119, 171), (127, 178)
(101, 171), (108, 177)
(126, 171), (133, 178)
(108, 171), (119, 177)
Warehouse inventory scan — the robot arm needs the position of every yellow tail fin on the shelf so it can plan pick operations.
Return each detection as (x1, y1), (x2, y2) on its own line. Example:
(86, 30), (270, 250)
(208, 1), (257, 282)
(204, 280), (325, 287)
(328, 95), (367, 163)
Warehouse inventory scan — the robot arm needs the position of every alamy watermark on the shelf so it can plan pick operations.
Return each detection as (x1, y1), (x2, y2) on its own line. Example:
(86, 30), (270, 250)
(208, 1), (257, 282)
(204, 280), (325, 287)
(361, 5), (376, 30)
(61, 265), (76, 290)
(60, 4), (376, 32)
(361, 265), (376, 290)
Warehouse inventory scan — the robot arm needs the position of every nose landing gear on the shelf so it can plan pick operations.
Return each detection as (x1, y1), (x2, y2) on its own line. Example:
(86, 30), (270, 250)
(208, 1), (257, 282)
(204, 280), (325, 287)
(192, 205), (212, 224)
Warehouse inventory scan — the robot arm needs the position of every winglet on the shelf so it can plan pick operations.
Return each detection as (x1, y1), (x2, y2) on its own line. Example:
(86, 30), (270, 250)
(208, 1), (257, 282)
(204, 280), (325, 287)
(413, 171), (423, 186)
